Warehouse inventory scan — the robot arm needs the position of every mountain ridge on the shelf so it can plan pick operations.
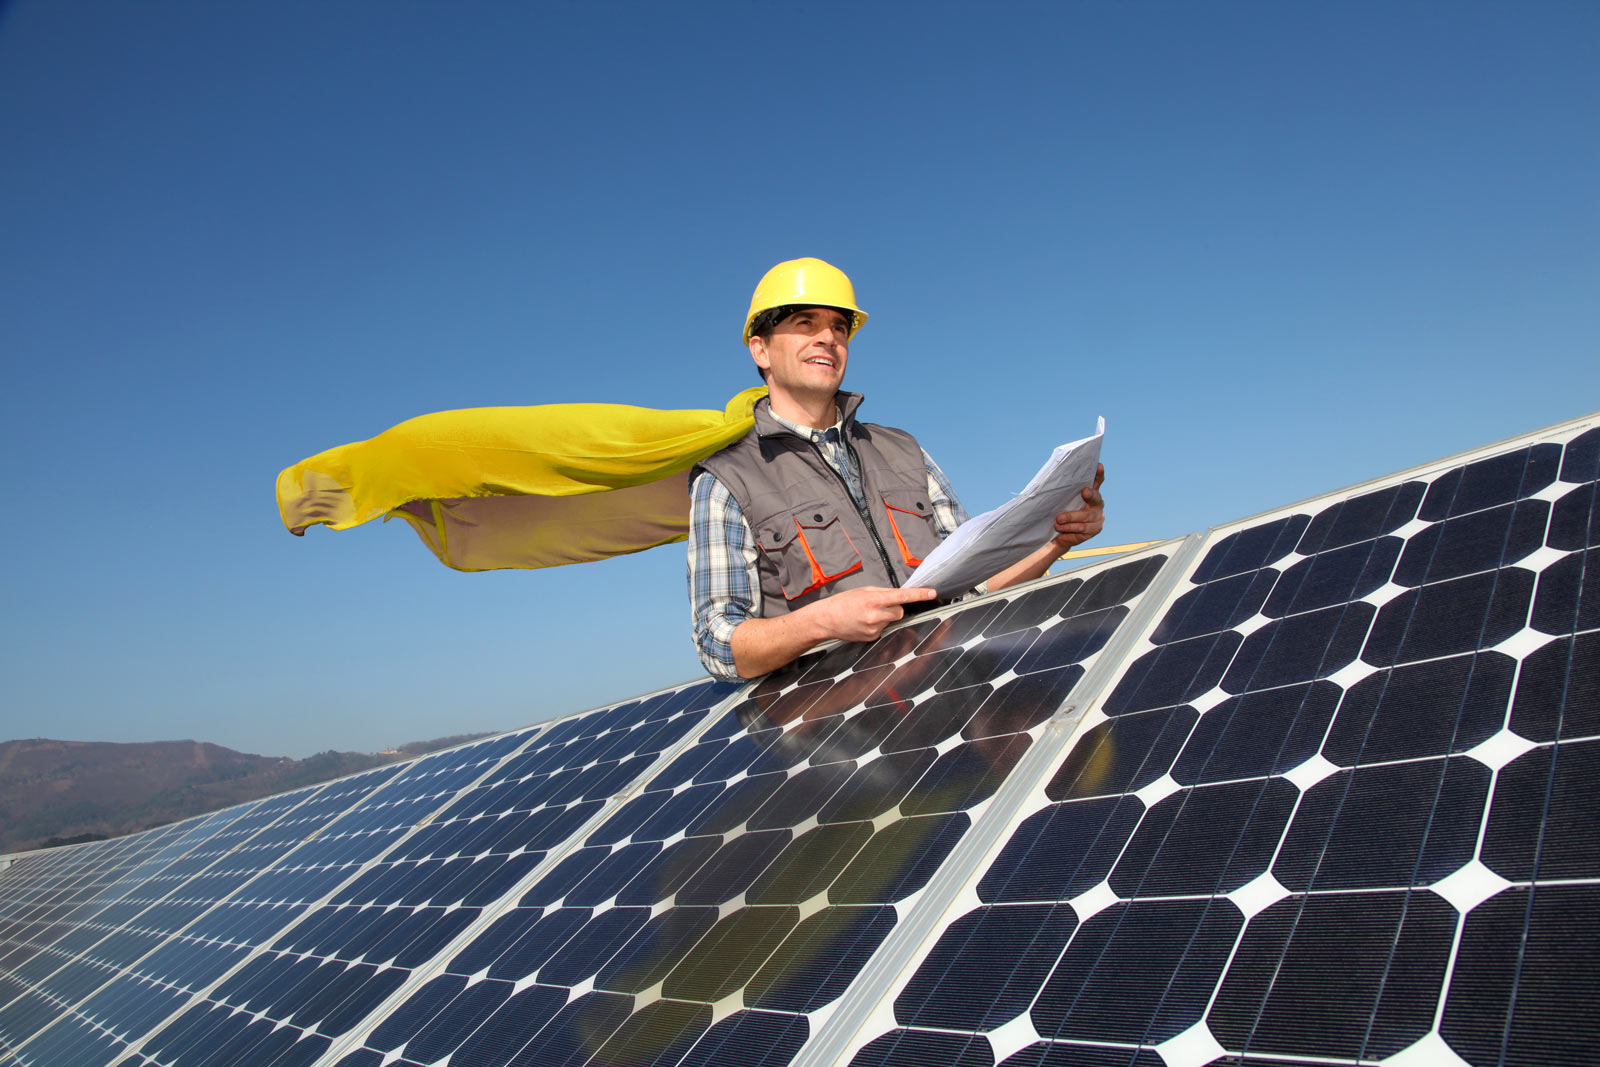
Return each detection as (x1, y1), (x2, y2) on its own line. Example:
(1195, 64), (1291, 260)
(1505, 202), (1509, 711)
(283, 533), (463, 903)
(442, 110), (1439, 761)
(0, 734), (490, 854)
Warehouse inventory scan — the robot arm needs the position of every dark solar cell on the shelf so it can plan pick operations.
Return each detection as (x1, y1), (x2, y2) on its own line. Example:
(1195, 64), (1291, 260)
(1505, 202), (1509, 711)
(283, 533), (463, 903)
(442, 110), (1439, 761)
(1172, 680), (1339, 782)
(1362, 568), (1535, 666)
(594, 998), (713, 1067)
(1441, 883), (1600, 1067)
(486, 907), (589, 981)
(894, 903), (1078, 1030)
(450, 983), (568, 1067)
(794, 638), (876, 684)
(1263, 534), (1401, 616)
(675, 830), (794, 905)
(1016, 609), (1123, 674)
(830, 813), (971, 904)
(1510, 632), (1600, 743)
(882, 684), (993, 750)
(399, 978), (512, 1064)
(1047, 708), (1197, 800)
(614, 836), (727, 906)
(1210, 891), (1456, 1060)
(853, 618), (944, 672)
(1222, 602), (1373, 691)
(963, 668), (1081, 740)
(537, 907), (653, 984)
(634, 782), (724, 838)
(901, 734), (1031, 815)
(999, 1046), (1167, 1067)
(1324, 652), (1514, 763)
(678, 1009), (809, 1067)
(748, 765), (857, 830)
(847, 1028), (996, 1067)
(818, 749), (939, 823)
(1151, 567), (1278, 644)
(1531, 548), (1599, 635)
(1102, 631), (1242, 715)
(935, 630), (1039, 693)
(1191, 513), (1310, 583)
(688, 771), (789, 835)
(744, 906), (896, 1012)
(590, 906), (719, 995)
(566, 842), (663, 905)
(1561, 426), (1600, 482)
(662, 906), (800, 1002)
(583, 787), (675, 845)
(979, 797), (1142, 904)
(1420, 443), (1561, 519)
(448, 909), (536, 975)
(1063, 553), (1165, 614)
(863, 645), (964, 708)
(823, 704), (922, 760)
(771, 714), (852, 765)
(914, 598), (1009, 654)
(1481, 739), (1600, 882)
(1548, 482), (1599, 551)
(1273, 758), (1489, 891)
(1111, 778), (1297, 896)
(1033, 899), (1243, 1043)
(1395, 499), (1548, 586)
(984, 580), (1083, 636)
(745, 822), (875, 905)
(505, 990), (633, 1067)
(1297, 481), (1425, 553)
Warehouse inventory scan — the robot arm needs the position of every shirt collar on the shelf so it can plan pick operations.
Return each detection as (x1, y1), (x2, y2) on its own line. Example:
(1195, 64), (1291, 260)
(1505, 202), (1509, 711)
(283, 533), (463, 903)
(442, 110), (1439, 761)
(753, 391), (865, 440)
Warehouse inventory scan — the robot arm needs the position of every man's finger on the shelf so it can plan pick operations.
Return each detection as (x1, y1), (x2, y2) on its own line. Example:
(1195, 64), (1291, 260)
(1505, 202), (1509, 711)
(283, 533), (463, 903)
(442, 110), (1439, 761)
(891, 586), (940, 602)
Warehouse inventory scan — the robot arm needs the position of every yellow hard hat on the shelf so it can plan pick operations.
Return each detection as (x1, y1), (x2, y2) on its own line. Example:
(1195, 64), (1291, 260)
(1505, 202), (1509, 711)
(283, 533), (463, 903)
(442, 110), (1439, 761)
(742, 257), (868, 343)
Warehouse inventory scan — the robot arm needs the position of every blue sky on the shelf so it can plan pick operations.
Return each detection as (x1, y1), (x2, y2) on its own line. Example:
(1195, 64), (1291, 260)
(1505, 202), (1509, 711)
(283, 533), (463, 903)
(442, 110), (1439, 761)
(2, 1), (1595, 758)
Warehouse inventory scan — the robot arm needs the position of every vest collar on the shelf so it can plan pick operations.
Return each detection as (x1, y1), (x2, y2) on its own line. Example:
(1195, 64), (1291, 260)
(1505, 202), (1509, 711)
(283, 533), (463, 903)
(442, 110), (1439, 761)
(753, 391), (866, 439)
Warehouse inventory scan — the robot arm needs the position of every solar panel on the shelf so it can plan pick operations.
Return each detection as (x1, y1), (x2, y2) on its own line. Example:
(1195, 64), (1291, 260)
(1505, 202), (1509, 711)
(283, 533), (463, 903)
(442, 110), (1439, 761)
(2, 411), (1594, 1067)
(318, 551), (1171, 1067)
(814, 416), (1599, 1067)
(0, 679), (735, 1067)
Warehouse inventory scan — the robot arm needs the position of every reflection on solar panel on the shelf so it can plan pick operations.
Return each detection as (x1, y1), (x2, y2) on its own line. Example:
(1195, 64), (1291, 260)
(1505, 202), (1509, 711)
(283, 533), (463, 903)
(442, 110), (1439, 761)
(2, 412), (1595, 1067)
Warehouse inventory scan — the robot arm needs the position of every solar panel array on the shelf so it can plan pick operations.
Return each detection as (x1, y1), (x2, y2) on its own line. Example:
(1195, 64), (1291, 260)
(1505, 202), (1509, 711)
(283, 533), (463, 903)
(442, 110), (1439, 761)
(2, 412), (1595, 1067)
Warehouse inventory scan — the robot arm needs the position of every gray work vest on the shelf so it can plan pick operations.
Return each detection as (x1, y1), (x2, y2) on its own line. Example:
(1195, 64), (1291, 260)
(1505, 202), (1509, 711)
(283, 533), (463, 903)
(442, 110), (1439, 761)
(694, 392), (945, 616)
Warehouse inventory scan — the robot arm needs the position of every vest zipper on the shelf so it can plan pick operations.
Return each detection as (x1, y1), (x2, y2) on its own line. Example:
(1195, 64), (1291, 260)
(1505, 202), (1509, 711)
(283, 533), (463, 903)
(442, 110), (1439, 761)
(803, 438), (900, 588)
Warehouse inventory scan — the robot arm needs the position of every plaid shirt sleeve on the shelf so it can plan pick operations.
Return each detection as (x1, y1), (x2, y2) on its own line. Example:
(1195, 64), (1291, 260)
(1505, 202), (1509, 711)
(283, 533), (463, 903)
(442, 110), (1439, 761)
(922, 449), (969, 536)
(687, 471), (758, 681)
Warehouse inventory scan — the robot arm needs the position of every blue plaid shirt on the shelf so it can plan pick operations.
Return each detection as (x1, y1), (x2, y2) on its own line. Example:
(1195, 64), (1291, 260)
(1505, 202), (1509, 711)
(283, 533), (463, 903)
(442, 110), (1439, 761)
(688, 408), (968, 680)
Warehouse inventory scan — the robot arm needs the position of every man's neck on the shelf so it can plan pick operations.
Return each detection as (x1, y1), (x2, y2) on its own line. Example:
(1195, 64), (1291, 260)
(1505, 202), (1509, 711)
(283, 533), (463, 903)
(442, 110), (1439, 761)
(764, 387), (839, 431)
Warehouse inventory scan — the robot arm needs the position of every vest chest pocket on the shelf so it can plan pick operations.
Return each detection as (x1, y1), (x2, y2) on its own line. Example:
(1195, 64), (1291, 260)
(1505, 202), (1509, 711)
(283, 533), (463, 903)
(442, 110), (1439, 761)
(758, 504), (864, 601)
(881, 487), (942, 567)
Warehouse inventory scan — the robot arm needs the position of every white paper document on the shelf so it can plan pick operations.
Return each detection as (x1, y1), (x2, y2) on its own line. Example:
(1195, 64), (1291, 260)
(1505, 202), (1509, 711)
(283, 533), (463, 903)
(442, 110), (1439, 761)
(906, 417), (1105, 598)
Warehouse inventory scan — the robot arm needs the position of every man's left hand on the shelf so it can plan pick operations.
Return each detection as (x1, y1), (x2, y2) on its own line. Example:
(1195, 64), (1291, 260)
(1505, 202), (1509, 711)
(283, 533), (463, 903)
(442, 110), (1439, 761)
(1050, 463), (1106, 550)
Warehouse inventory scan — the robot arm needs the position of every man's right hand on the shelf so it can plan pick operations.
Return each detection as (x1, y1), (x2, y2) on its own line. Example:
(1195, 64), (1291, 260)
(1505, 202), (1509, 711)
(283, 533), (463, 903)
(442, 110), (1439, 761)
(729, 584), (940, 678)
(805, 585), (940, 643)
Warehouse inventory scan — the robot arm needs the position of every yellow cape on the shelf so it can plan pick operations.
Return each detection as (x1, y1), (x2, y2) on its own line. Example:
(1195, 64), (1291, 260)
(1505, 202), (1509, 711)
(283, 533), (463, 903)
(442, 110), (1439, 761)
(277, 387), (767, 572)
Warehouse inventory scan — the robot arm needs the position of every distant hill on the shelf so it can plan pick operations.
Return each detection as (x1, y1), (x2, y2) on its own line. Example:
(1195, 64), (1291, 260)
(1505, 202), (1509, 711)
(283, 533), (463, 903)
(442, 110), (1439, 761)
(0, 734), (491, 854)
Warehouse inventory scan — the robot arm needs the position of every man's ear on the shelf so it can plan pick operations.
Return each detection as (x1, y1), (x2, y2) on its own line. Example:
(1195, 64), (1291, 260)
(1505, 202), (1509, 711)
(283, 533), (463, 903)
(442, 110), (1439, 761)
(748, 336), (771, 374)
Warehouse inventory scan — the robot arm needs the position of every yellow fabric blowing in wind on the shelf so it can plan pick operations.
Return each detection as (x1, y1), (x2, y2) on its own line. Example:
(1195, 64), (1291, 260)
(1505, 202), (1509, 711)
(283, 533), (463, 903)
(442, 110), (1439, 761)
(277, 387), (767, 572)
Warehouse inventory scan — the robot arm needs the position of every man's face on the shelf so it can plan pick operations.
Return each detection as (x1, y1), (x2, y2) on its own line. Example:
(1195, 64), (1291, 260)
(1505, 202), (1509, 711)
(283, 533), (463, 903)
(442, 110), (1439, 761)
(750, 307), (851, 396)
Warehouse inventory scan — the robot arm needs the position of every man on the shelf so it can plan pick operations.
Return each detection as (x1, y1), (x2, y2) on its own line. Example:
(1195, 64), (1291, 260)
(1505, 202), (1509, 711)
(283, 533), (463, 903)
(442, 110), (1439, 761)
(689, 257), (1105, 681)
